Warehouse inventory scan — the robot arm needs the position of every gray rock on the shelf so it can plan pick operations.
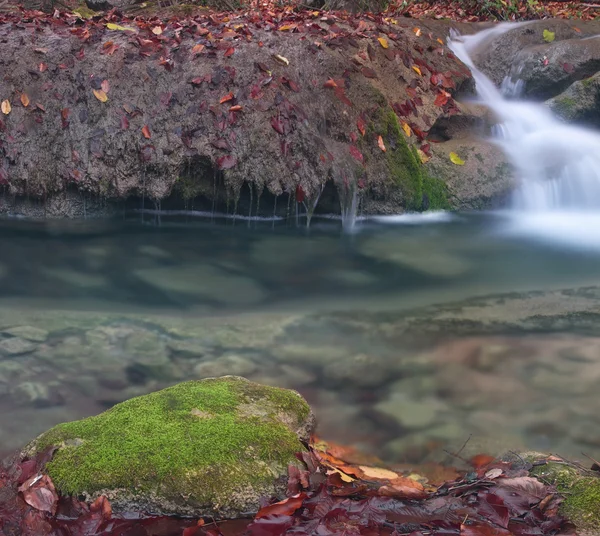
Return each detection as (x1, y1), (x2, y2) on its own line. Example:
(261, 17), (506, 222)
(322, 353), (389, 387)
(12, 381), (64, 408)
(374, 391), (447, 429)
(0, 337), (37, 357)
(193, 354), (258, 379)
(2, 326), (49, 343)
(546, 72), (600, 126)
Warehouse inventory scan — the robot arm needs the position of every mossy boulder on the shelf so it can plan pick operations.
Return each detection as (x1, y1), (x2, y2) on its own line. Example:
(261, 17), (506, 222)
(22, 376), (315, 518)
(509, 451), (600, 532)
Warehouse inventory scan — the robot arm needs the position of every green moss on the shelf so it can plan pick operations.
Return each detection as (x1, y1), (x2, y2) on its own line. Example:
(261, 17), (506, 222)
(32, 377), (310, 504)
(531, 462), (600, 530)
(550, 96), (577, 118)
(372, 109), (449, 211)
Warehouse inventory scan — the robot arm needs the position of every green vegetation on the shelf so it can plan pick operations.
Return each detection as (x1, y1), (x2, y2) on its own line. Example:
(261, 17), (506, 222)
(31, 377), (310, 505)
(531, 461), (600, 530)
(374, 109), (450, 211)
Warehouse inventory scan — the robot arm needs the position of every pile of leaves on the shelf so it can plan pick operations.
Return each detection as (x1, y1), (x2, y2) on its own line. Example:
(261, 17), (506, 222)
(393, 0), (599, 22)
(0, 439), (578, 536)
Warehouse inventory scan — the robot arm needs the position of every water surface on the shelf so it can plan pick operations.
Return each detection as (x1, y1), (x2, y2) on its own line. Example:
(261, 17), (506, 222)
(2, 213), (600, 465)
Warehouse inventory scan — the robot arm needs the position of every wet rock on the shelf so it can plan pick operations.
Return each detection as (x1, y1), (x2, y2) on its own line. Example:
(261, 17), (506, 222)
(12, 381), (64, 408)
(41, 268), (108, 289)
(193, 354), (258, 379)
(2, 326), (49, 343)
(23, 377), (314, 518)
(134, 265), (265, 306)
(168, 338), (209, 359)
(374, 391), (448, 429)
(322, 353), (390, 388)
(0, 337), (37, 357)
(546, 71), (600, 126)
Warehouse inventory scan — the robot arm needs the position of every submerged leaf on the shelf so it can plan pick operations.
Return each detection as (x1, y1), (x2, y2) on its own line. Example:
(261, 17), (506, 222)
(449, 152), (465, 165)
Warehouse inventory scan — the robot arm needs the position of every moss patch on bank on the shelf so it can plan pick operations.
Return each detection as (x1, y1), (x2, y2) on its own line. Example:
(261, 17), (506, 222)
(531, 461), (600, 530)
(374, 109), (450, 211)
(28, 377), (311, 513)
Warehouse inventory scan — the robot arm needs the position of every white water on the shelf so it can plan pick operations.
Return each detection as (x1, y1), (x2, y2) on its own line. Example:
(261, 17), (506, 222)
(449, 25), (600, 247)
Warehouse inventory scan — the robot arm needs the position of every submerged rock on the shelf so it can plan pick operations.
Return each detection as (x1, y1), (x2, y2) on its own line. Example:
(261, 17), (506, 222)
(22, 376), (315, 518)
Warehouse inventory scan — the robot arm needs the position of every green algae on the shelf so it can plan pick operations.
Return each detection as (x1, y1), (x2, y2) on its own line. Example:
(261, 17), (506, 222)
(531, 461), (600, 530)
(30, 377), (311, 512)
(373, 109), (450, 211)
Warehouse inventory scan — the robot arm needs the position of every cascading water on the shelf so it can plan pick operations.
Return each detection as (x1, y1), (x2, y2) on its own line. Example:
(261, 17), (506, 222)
(448, 25), (600, 214)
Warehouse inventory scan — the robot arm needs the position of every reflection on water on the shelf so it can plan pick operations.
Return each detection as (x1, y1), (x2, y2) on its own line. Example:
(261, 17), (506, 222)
(2, 214), (600, 463)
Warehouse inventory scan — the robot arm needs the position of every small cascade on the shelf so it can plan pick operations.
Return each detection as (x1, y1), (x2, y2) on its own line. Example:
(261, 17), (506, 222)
(449, 25), (600, 212)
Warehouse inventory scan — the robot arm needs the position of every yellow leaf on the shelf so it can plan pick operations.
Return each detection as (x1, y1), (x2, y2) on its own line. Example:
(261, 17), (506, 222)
(449, 152), (465, 165)
(93, 89), (108, 103)
(437, 38), (444, 45)
(401, 121), (411, 137)
(106, 22), (136, 32)
(417, 149), (430, 163)
(20, 93), (30, 107)
(279, 24), (294, 31)
(273, 54), (289, 65)
(1, 100), (11, 115)
(543, 29), (555, 43)
(412, 65), (422, 76)
(192, 43), (205, 54)
(152, 26), (163, 35)
(378, 37), (388, 49)
(359, 466), (399, 480)
(326, 467), (356, 482)
(413, 27), (421, 37)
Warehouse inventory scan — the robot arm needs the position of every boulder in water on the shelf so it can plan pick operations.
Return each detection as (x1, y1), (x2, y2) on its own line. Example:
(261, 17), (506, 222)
(21, 376), (315, 518)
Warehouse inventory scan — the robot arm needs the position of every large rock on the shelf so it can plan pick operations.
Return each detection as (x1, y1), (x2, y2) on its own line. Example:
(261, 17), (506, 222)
(546, 71), (600, 126)
(471, 19), (600, 100)
(21, 376), (315, 518)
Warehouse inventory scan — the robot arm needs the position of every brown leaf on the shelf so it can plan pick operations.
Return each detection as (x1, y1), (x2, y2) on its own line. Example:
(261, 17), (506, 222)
(220, 92), (234, 104)
(18, 474), (58, 514)
(378, 484), (427, 499)
(256, 493), (306, 519)
(224, 47), (235, 57)
(20, 93), (30, 107)
(323, 78), (338, 89)
(142, 125), (151, 139)
(377, 135), (386, 152)
(192, 44), (205, 55)
(1, 100), (11, 115)
(361, 67), (378, 79)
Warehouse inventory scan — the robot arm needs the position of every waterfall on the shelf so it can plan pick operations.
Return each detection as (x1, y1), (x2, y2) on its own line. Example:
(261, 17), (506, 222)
(448, 25), (600, 213)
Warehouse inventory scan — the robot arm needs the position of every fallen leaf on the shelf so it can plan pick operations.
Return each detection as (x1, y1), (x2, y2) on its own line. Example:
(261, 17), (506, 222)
(216, 155), (237, 169)
(401, 121), (412, 137)
(101, 80), (110, 93)
(377, 135), (386, 152)
(273, 54), (289, 66)
(412, 65), (422, 76)
(357, 116), (366, 136)
(349, 145), (363, 164)
(152, 26), (163, 35)
(93, 89), (108, 102)
(35, 103), (46, 112)
(485, 468), (504, 479)
(413, 27), (422, 37)
(256, 494), (306, 519)
(449, 152), (465, 165)
(142, 125), (151, 139)
(39, 62), (47, 72)
(224, 47), (235, 57)
(379, 484), (427, 499)
(1, 100), (11, 115)
(279, 24), (295, 31)
(417, 149), (430, 163)
(378, 37), (388, 49)
(192, 44), (205, 55)
(34, 47), (48, 54)
(220, 92), (234, 104)
(296, 185), (305, 203)
(543, 29), (555, 43)
(20, 93), (30, 107)
(18, 474), (57, 514)
(361, 67), (378, 79)
(358, 466), (398, 480)
(461, 522), (512, 536)
(437, 38), (444, 45)
(563, 62), (575, 74)
(229, 105), (243, 112)
(323, 79), (338, 88)
(106, 22), (136, 32)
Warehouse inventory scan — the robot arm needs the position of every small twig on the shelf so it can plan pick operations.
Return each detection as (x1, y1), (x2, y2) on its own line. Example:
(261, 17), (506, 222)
(443, 434), (472, 465)
(581, 452), (600, 470)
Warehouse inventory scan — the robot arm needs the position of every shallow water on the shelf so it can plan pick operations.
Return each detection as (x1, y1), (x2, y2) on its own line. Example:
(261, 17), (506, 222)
(3, 213), (600, 464)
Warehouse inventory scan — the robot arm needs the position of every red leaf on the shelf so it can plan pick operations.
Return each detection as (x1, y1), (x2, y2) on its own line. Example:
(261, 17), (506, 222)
(357, 116), (366, 136)
(323, 78), (338, 89)
(434, 91), (450, 107)
(75, 47), (85, 60)
(361, 67), (378, 79)
(378, 484), (427, 499)
(120, 116), (129, 130)
(224, 47), (235, 57)
(349, 145), (363, 164)
(350, 132), (358, 143)
(281, 77), (300, 92)
(471, 454), (496, 469)
(460, 522), (512, 536)
(334, 87), (352, 107)
(270, 116), (287, 135)
(18, 474), (58, 514)
(142, 125), (151, 139)
(256, 494), (306, 519)
(216, 155), (237, 169)
(212, 138), (231, 150)
(220, 92), (234, 104)
(563, 62), (575, 74)
(296, 185), (305, 203)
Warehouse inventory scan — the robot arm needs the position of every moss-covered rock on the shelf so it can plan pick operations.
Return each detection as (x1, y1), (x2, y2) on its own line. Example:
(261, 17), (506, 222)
(22, 376), (315, 518)
(522, 453), (600, 532)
